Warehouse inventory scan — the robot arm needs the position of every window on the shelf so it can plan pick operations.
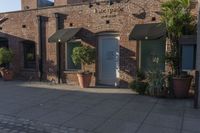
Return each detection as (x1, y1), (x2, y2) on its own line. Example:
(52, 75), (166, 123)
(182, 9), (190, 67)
(181, 45), (196, 70)
(23, 43), (36, 69)
(0, 37), (9, 68)
(65, 41), (81, 70)
(0, 37), (8, 48)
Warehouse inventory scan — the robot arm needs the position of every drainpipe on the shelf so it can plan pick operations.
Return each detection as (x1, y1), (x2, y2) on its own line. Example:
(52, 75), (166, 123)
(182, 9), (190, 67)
(37, 15), (44, 81)
(196, 0), (200, 107)
(55, 13), (62, 84)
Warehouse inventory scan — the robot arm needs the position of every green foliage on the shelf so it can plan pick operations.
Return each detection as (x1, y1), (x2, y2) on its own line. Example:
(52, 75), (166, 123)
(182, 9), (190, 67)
(161, 0), (193, 38)
(26, 53), (34, 60)
(146, 70), (165, 96)
(129, 80), (148, 95)
(0, 48), (14, 65)
(71, 45), (95, 68)
(129, 70), (147, 95)
(136, 70), (145, 81)
(146, 58), (165, 96)
(161, 0), (195, 75)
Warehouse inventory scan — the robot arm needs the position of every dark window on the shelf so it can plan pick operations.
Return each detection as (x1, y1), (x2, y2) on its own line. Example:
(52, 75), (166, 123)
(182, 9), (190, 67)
(0, 37), (8, 48)
(0, 38), (9, 68)
(23, 43), (36, 69)
(66, 41), (81, 70)
(182, 45), (196, 70)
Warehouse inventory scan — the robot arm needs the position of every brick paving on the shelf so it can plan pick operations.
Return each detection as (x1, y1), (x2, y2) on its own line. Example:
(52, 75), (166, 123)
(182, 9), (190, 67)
(0, 114), (92, 133)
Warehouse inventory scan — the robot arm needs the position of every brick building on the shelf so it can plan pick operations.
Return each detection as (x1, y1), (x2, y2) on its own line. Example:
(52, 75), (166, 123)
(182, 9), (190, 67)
(0, 0), (198, 87)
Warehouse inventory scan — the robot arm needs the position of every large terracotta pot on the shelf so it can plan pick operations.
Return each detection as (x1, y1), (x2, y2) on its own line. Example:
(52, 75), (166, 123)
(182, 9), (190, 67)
(173, 76), (192, 98)
(1, 69), (13, 81)
(77, 73), (92, 88)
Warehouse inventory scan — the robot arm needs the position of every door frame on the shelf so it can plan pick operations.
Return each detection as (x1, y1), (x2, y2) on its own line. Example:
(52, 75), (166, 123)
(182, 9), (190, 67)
(97, 35), (120, 86)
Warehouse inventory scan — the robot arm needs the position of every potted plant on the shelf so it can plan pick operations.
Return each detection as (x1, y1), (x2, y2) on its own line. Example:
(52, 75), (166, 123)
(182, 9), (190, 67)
(0, 48), (14, 81)
(161, 0), (195, 98)
(71, 45), (95, 88)
(129, 70), (148, 95)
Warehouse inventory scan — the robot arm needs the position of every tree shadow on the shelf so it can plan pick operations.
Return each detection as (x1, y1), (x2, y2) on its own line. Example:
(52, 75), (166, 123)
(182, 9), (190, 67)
(119, 45), (137, 87)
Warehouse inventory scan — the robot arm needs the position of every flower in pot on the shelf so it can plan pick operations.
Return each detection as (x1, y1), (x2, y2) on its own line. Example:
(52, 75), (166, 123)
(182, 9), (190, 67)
(161, 0), (195, 98)
(0, 48), (14, 81)
(71, 45), (95, 88)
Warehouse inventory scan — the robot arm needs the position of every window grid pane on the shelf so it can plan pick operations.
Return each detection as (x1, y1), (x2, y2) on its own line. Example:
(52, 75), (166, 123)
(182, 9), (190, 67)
(66, 42), (81, 70)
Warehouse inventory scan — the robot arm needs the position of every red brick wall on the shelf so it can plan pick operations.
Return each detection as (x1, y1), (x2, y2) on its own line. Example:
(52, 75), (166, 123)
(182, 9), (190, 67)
(0, 0), (198, 87)
(21, 0), (38, 10)
(54, 0), (67, 6)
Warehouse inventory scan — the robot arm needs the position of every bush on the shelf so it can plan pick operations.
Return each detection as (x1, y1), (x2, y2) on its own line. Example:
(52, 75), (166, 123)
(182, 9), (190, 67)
(146, 69), (165, 96)
(129, 80), (148, 95)
(136, 70), (145, 81)
(71, 45), (95, 67)
(0, 48), (14, 65)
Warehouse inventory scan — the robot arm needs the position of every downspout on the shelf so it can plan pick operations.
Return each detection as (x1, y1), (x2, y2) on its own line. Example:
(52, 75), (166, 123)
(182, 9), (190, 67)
(55, 13), (62, 84)
(37, 15), (45, 81)
(196, 0), (200, 107)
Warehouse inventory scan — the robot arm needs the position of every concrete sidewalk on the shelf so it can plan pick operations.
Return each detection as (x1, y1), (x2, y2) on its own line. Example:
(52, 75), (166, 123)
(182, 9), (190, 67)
(0, 81), (199, 133)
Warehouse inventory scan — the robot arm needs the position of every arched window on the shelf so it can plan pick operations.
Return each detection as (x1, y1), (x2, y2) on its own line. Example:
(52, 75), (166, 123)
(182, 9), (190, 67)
(23, 41), (36, 69)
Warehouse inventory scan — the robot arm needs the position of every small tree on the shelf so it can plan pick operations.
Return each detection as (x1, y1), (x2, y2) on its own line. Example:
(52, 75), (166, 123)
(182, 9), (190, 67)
(71, 45), (95, 73)
(0, 48), (14, 66)
(161, 0), (195, 75)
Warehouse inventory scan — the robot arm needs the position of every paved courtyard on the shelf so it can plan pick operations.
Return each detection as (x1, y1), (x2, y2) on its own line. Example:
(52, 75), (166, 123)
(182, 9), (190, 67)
(0, 80), (199, 133)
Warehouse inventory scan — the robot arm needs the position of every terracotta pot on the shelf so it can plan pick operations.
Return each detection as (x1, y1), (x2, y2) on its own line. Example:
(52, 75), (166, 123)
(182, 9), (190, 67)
(173, 76), (192, 98)
(1, 69), (13, 81)
(77, 73), (92, 88)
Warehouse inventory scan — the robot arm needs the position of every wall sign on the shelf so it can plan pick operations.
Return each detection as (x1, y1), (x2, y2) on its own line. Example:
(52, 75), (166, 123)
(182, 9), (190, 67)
(94, 7), (124, 18)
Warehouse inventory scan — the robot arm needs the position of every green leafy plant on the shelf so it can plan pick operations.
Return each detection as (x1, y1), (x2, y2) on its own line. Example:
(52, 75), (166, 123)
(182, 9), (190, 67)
(0, 48), (14, 66)
(161, 0), (195, 75)
(136, 70), (146, 81)
(26, 53), (34, 61)
(71, 45), (95, 72)
(129, 70), (147, 95)
(146, 57), (165, 96)
(129, 80), (148, 95)
(146, 70), (165, 96)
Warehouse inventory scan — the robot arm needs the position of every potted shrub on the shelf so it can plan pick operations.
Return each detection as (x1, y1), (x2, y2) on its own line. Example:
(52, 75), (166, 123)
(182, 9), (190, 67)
(129, 71), (148, 95)
(0, 48), (14, 81)
(71, 45), (95, 88)
(161, 0), (195, 98)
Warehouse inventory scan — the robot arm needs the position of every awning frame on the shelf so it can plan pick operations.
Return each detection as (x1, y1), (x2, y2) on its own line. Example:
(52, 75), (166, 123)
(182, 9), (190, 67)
(129, 23), (166, 40)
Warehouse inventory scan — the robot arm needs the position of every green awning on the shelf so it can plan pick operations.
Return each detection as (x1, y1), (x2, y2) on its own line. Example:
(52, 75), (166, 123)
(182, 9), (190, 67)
(48, 28), (82, 43)
(129, 23), (166, 40)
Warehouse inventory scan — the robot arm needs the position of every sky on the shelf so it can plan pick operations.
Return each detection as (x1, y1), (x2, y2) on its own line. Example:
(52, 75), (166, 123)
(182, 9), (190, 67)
(0, 0), (21, 13)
